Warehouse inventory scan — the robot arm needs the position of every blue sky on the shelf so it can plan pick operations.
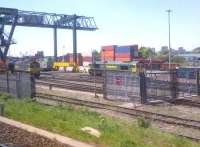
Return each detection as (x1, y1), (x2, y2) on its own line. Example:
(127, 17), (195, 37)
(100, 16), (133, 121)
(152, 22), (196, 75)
(1, 0), (200, 56)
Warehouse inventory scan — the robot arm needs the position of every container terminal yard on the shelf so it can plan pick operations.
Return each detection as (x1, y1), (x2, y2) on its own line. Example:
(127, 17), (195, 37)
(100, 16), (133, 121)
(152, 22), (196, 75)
(0, 3), (200, 147)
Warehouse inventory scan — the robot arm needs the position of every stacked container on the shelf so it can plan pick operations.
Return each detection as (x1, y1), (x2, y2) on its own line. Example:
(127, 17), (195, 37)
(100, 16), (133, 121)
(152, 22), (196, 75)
(66, 53), (83, 66)
(115, 45), (138, 62)
(101, 45), (116, 62)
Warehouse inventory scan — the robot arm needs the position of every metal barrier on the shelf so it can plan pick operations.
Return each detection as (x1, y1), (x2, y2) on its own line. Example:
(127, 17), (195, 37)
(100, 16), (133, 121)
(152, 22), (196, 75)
(145, 70), (200, 101)
(104, 70), (140, 102)
(145, 71), (176, 101)
(0, 71), (35, 98)
(104, 69), (200, 103)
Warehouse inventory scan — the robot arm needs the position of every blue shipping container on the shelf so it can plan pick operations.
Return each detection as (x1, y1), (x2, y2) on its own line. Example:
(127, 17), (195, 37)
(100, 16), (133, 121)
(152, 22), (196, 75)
(116, 46), (132, 53)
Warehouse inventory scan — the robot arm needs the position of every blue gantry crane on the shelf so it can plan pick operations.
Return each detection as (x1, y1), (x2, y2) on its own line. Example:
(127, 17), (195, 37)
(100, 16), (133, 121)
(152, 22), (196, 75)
(0, 7), (98, 64)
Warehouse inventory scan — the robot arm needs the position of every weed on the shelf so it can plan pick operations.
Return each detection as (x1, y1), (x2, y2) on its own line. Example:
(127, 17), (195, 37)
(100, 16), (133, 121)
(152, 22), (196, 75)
(1, 98), (199, 147)
(137, 117), (151, 129)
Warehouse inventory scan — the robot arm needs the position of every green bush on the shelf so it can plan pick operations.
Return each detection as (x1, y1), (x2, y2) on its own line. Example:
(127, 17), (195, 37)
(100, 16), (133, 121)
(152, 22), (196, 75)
(0, 93), (12, 101)
(137, 117), (151, 128)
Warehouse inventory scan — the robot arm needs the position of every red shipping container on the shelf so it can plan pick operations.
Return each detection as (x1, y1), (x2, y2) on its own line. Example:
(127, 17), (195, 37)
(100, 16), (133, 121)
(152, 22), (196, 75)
(115, 53), (132, 58)
(101, 45), (116, 52)
(102, 51), (115, 57)
(83, 56), (92, 62)
(66, 53), (83, 66)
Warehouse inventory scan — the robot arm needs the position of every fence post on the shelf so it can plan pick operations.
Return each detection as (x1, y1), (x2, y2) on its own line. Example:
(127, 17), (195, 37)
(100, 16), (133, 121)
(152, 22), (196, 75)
(16, 72), (22, 98)
(139, 72), (147, 104)
(170, 70), (177, 99)
(6, 71), (10, 93)
(197, 71), (200, 96)
(31, 74), (36, 98)
(103, 69), (107, 99)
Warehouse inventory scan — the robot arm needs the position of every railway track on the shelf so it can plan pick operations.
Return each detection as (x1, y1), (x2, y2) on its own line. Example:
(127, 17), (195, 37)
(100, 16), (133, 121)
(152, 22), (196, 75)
(36, 79), (103, 94)
(170, 98), (200, 108)
(36, 93), (200, 129)
(35, 93), (200, 141)
(40, 74), (104, 83)
(37, 74), (200, 108)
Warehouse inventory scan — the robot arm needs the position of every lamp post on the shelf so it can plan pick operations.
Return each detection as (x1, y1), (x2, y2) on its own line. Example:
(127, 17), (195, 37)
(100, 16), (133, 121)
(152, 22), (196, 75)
(166, 9), (172, 70)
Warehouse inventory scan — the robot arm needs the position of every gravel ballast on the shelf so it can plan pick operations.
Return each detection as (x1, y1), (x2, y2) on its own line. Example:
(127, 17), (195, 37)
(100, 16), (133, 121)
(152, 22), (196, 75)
(0, 122), (68, 147)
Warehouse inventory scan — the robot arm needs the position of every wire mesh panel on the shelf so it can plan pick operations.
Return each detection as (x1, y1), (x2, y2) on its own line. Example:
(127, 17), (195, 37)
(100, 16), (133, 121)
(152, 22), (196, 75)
(0, 72), (34, 98)
(146, 69), (200, 101)
(176, 68), (199, 98)
(145, 71), (174, 101)
(0, 73), (9, 93)
(104, 70), (140, 102)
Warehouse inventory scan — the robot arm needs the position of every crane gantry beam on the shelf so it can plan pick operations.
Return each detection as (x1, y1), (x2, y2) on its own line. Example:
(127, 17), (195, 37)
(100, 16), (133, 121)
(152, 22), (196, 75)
(0, 7), (98, 63)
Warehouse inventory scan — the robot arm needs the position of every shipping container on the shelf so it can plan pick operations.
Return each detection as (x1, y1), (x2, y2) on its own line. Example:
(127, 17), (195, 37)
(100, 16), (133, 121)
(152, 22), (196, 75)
(66, 53), (83, 66)
(116, 46), (133, 53)
(83, 56), (92, 62)
(115, 53), (132, 58)
(116, 45), (138, 57)
(101, 45), (116, 62)
(101, 51), (115, 57)
(101, 45), (117, 51)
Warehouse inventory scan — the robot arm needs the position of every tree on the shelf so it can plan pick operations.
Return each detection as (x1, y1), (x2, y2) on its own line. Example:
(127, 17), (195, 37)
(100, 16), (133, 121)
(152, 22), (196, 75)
(171, 56), (186, 64)
(139, 47), (156, 58)
(156, 49), (169, 62)
(192, 47), (200, 53)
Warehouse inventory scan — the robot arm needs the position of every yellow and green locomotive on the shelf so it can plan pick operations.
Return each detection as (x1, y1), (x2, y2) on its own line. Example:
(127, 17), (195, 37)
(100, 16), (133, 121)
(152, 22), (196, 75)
(89, 61), (144, 76)
(14, 61), (40, 78)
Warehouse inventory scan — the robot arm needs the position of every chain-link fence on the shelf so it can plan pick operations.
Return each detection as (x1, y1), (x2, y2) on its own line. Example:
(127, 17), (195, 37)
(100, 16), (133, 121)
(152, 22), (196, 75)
(0, 71), (35, 98)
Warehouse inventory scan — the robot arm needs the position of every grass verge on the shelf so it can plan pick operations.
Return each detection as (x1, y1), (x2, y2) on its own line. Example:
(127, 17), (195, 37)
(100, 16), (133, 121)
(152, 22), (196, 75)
(0, 93), (199, 147)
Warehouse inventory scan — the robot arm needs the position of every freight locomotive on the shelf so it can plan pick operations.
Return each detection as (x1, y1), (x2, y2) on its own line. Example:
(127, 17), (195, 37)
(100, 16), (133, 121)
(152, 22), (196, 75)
(89, 61), (144, 76)
(14, 61), (40, 78)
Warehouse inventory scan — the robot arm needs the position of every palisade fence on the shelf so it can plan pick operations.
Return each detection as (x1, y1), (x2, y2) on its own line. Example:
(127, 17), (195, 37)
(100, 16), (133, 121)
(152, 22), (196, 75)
(0, 71), (35, 98)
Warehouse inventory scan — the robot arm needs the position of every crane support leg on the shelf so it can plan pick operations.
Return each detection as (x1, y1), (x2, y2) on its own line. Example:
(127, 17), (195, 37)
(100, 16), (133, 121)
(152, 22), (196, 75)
(73, 15), (77, 64)
(3, 15), (18, 60)
(54, 27), (57, 61)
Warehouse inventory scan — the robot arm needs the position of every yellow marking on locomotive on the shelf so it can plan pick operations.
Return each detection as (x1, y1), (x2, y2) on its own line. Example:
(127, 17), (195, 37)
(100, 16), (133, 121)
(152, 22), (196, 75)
(106, 64), (117, 70)
(132, 65), (137, 73)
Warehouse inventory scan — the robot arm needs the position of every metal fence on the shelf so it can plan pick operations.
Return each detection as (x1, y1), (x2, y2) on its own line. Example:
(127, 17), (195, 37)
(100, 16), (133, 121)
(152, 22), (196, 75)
(103, 69), (200, 103)
(104, 70), (141, 102)
(0, 71), (35, 98)
(145, 70), (200, 101)
(145, 71), (176, 101)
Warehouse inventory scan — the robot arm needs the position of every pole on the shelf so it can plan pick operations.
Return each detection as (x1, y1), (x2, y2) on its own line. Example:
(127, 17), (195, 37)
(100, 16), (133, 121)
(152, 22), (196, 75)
(54, 27), (57, 62)
(93, 52), (97, 98)
(166, 9), (172, 70)
(197, 71), (200, 95)
(73, 14), (77, 65)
